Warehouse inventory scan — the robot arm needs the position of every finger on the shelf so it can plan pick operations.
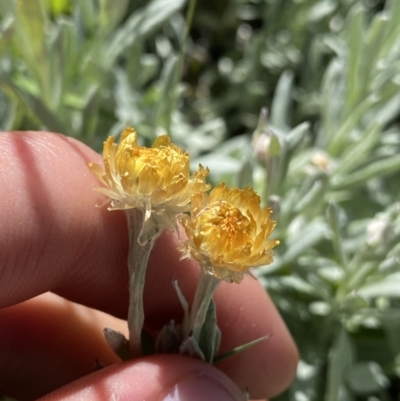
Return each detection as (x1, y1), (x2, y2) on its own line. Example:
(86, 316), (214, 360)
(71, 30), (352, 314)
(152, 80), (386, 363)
(0, 131), (297, 398)
(38, 355), (246, 401)
(0, 131), (130, 316)
(0, 293), (126, 400)
(214, 277), (297, 398)
(0, 280), (296, 399)
(0, 293), (246, 401)
(0, 293), (272, 401)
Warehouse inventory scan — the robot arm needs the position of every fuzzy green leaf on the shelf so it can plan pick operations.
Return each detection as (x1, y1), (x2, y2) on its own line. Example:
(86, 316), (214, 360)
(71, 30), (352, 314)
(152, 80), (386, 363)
(105, 0), (186, 65)
(326, 328), (355, 401)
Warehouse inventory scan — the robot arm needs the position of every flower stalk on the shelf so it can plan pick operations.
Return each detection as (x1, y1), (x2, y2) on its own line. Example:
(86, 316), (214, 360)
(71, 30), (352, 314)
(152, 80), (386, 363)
(125, 208), (159, 357)
(189, 272), (220, 343)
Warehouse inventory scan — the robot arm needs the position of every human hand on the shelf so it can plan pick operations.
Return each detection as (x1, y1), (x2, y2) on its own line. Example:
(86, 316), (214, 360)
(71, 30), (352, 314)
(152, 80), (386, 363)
(0, 132), (298, 401)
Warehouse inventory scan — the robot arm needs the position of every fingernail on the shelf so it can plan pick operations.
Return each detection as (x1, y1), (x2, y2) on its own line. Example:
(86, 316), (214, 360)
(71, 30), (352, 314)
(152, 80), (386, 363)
(161, 373), (245, 401)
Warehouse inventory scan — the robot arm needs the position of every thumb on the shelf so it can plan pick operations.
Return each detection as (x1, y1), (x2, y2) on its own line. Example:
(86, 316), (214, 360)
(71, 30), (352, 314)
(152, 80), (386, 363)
(38, 355), (247, 401)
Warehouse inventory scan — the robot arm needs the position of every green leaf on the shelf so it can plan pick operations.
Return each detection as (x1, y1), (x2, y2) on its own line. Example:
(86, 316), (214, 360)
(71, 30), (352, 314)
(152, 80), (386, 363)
(136, 54), (160, 87)
(103, 327), (131, 361)
(326, 328), (355, 401)
(50, 0), (71, 16)
(346, 362), (389, 395)
(213, 335), (269, 364)
(237, 160), (253, 189)
(268, 133), (282, 157)
(199, 300), (221, 363)
(363, 14), (389, 86)
(191, 154), (240, 177)
(286, 121), (310, 151)
(373, 92), (400, 127)
(334, 121), (383, 175)
(332, 154), (400, 190)
(294, 174), (329, 217)
(0, 89), (17, 130)
(113, 68), (144, 130)
(155, 320), (182, 355)
(80, 85), (100, 138)
(172, 279), (189, 334)
(344, 4), (366, 115)
(380, 0), (400, 57)
(370, 61), (400, 93)
(275, 122), (309, 193)
(253, 107), (268, 138)
(180, 118), (226, 157)
(307, 0), (337, 23)
(179, 336), (205, 360)
(105, 0), (186, 65)
(74, 0), (98, 35)
(263, 219), (330, 273)
(47, 22), (65, 110)
(153, 54), (179, 130)
(0, 77), (69, 134)
(319, 58), (345, 149)
(264, 129), (284, 197)
(98, 0), (129, 34)
(327, 95), (377, 156)
(279, 275), (324, 297)
(269, 70), (294, 132)
(12, 0), (53, 104)
(358, 273), (400, 298)
(0, 16), (14, 58)
(327, 202), (347, 268)
(341, 261), (379, 298)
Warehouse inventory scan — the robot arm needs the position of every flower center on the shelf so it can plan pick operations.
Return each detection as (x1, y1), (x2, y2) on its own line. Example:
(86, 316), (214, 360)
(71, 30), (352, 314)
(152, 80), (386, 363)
(217, 203), (249, 237)
(195, 201), (254, 257)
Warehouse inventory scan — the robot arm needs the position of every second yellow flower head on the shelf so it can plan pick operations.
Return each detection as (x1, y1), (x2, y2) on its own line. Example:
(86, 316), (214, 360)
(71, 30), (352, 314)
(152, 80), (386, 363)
(180, 183), (279, 283)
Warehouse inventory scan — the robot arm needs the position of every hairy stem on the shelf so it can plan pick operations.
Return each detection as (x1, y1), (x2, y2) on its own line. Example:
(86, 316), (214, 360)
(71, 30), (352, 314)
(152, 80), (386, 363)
(189, 272), (220, 343)
(125, 208), (156, 358)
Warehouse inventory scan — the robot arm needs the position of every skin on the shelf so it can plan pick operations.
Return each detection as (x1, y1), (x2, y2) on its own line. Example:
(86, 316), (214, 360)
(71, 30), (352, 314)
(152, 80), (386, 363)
(0, 131), (298, 401)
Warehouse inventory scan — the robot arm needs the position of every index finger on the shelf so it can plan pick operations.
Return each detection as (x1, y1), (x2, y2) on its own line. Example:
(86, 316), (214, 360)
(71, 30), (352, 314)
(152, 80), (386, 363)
(0, 131), (297, 398)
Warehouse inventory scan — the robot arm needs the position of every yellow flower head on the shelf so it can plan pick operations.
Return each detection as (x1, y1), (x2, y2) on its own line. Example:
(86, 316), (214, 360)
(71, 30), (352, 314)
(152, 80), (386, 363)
(179, 183), (279, 283)
(88, 127), (210, 242)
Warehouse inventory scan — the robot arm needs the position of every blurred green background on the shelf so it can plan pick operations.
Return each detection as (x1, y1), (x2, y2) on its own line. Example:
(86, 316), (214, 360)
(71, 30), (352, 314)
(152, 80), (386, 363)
(1, 0), (400, 399)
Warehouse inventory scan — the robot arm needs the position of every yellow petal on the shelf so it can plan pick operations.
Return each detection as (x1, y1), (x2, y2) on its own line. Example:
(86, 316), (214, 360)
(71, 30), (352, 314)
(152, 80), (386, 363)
(152, 134), (171, 148)
(120, 127), (138, 144)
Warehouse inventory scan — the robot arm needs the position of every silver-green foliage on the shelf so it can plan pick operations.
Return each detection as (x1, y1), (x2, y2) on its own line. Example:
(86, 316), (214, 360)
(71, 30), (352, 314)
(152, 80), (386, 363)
(0, 0), (224, 154)
(199, 1), (400, 400)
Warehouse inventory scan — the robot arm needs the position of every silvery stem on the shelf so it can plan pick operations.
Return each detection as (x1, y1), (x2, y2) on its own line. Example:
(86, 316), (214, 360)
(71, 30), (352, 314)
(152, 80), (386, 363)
(189, 271), (220, 343)
(125, 208), (156, 358)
